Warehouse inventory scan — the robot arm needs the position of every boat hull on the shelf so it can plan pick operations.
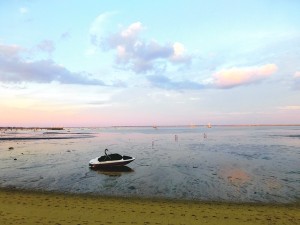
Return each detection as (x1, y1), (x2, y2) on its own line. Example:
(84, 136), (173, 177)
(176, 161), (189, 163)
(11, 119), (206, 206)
(89, 157), (135, 168)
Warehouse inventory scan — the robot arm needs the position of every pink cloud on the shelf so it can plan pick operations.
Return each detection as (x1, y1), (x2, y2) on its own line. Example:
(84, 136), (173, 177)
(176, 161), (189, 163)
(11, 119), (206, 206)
(0, 44), (23, 57)
(294, 71), (300, 89)
(294, 71), (300, 78)
(213, 64), (278, 88)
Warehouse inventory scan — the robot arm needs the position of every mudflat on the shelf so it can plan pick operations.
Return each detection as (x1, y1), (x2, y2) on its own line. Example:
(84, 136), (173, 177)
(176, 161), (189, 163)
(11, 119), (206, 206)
(0, 189), (299, 225)
(1, 127), (299, 203)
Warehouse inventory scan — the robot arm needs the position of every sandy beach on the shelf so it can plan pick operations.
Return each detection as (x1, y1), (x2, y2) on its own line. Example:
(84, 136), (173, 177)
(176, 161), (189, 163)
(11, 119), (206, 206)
(1, 127), (299, 224)
(0, 189), (299, 225)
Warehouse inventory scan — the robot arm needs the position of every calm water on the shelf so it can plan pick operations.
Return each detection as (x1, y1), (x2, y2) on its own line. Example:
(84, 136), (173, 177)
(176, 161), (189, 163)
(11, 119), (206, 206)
(0, 126), (299, 203)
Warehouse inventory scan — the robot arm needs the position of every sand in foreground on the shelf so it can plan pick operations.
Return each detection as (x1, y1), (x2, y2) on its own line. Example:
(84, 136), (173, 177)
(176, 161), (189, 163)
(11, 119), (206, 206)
(0, 189), (299, 225)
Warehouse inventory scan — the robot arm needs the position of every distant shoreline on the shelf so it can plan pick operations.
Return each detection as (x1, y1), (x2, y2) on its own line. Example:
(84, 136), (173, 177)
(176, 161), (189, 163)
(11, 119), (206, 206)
(0, 136), (92, 141)
(0, 127), (64, 130)
(1, 124), (300, 130)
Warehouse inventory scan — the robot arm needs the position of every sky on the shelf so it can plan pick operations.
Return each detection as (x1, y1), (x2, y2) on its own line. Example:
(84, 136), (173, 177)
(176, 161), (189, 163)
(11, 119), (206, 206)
(1, 0), (300, 127)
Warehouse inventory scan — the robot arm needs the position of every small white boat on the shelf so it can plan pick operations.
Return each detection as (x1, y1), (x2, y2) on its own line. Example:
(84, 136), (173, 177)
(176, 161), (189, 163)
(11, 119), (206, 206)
(89, 149), (135, 168)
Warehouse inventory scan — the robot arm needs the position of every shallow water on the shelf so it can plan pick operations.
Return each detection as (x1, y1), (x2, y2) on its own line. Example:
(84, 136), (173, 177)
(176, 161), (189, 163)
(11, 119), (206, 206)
(0, 126), (299, 203)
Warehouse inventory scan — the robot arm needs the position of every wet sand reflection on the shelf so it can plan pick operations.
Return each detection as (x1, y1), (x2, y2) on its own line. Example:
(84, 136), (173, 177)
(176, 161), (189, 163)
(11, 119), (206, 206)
(90, 166), (134, 177)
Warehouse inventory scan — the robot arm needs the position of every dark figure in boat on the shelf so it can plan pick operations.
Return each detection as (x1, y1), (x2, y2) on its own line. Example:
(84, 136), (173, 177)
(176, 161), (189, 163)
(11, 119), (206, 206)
(98, 149), (133, 162)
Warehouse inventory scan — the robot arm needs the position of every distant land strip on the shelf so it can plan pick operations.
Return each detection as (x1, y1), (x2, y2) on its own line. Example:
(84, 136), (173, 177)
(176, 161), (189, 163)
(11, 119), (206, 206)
(0, 136), (94, 141)
(0, 127), (64, 130)
(1, 124), (300, 129)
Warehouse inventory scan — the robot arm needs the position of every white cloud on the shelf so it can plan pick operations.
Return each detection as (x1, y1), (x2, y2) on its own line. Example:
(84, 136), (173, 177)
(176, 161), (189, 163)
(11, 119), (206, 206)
(95, 22), (191, 74)
(89, 12), (117, 46)
(0, 43), (104, 85)
(121, 22), (143, 38)
(278, 105), (300, 110)
(170, 42), (191, 64)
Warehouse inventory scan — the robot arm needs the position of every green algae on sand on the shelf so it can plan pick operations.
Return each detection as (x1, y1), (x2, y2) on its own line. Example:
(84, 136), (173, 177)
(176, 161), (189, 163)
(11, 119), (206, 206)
(0, 189), (299, 225)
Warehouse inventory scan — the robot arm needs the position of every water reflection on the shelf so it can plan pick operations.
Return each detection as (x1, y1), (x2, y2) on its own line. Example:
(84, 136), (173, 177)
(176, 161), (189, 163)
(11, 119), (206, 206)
(90, 166), (134, 177)
(1, 126), (299, 203)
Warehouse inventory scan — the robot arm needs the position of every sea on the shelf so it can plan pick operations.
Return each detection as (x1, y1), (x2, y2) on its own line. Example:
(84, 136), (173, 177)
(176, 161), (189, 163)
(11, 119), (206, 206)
(0, 126), (299, 203)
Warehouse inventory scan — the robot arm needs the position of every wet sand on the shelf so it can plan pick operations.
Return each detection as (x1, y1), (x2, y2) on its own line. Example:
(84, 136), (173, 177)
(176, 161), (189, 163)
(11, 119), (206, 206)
(0, 189), (299, 225)
(1, 126), (300, 203)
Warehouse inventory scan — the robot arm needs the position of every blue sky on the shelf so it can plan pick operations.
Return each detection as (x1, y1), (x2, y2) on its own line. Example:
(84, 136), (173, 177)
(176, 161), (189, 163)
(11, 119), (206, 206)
(0, 0), (300, 126)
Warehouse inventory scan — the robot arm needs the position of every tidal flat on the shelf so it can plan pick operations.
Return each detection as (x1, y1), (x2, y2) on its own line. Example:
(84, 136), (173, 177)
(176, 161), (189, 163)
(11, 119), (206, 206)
(0, 126), (299, 203)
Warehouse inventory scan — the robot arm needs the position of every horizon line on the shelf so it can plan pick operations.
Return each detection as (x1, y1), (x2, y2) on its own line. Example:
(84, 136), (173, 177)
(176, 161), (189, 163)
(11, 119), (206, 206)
(1, 124), (300, 129)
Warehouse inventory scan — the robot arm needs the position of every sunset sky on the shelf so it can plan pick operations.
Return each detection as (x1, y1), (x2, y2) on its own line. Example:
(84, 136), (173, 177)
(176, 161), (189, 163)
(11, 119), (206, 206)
(1, 0), (300, 127)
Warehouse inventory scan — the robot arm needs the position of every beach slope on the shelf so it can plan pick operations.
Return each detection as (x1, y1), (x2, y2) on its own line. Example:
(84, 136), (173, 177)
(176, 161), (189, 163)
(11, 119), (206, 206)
(0, 189), (299, 225)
